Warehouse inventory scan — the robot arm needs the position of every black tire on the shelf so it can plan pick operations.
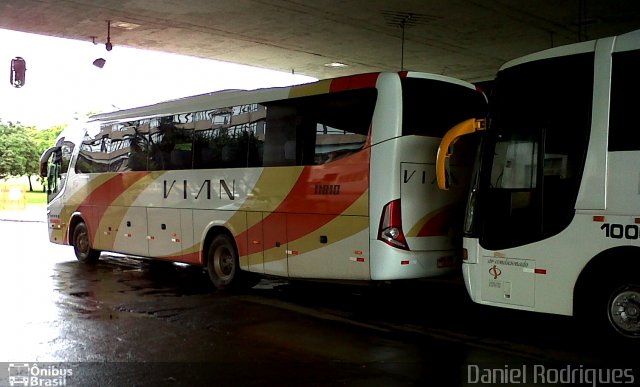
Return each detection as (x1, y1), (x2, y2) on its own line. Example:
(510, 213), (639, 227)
(606, 283), (640, 339)
(206, 234), (240, 290)
(579, 273), (640, 342)
(72, 222), (100, 264)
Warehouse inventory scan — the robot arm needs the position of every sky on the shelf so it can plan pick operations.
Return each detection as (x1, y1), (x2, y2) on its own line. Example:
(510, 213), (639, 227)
(0, 28), (316, 128)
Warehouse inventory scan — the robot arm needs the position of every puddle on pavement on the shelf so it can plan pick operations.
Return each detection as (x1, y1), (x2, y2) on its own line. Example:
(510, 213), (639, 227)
(49, 253), (217, 325)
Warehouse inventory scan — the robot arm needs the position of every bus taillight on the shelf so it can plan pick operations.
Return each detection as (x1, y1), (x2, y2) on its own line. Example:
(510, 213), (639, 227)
(378, 199), (409, 250)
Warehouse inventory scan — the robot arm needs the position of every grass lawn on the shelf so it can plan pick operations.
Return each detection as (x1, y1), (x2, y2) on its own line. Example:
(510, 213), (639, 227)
(1, 176), (47, 207)
(26, 191), (47, 206)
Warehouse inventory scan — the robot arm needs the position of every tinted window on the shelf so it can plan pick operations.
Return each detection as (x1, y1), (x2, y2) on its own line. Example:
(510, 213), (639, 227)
(192, 104), (265, 169)
(74, 89), (376, 172)
(46, 137), (75, 202)
(262, 104), (297, 167)
(147, 116), (194, 170)
(475, 53), (594, 250)
(75, 123), (111, 173)
(314, 123), (367, 164)
(402, 78), (487, 137)
(609, 49), (640, 151)
(59, 138), (74, 176)
(108, 121), (150, 172)
(263, 88), (376, 166)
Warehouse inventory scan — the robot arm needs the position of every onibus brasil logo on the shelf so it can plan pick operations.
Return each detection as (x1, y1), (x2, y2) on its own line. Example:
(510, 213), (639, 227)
(7, 363), (73, 386)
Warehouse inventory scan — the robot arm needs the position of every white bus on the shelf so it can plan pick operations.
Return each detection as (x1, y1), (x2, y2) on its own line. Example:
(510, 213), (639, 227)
(436, 29), (640, 338)
(41, 71), (486, 289)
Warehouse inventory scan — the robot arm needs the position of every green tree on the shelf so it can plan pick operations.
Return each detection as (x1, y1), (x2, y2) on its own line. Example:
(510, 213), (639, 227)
(0, 120), (65, 191)
(0, 121), (32, 180)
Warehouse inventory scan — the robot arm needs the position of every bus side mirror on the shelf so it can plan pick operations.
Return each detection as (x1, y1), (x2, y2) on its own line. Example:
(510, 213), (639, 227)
(40, 161), (48, 178)
(436, 118), (486, 190)
(39, 146), (59, 178)
(10, 57), (26, 88)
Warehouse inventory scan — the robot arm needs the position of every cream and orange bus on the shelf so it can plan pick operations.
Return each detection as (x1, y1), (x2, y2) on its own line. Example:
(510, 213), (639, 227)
(41, 71), (486, 289)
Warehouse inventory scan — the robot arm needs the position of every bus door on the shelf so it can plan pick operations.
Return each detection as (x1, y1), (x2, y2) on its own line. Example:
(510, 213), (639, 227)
(244, 211), (290, 275)
(244, 211), (295, 277)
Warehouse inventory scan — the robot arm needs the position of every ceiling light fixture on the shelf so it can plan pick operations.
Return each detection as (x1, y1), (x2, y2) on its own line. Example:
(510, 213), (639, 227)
(111, 21), (141, 30)
(323, 62), (348, 68)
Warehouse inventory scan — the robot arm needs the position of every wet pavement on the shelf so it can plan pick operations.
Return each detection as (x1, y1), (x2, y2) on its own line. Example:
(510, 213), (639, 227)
(0, 207), (637, 386)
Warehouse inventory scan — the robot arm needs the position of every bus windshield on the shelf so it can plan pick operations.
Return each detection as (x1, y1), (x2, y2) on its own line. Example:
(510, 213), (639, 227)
(41, 135), (76, 203)
(468, 53), (595, 250)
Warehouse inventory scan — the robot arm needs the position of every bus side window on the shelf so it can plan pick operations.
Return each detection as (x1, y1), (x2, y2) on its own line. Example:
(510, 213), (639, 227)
(76, 124), (110, 174)
(609, 49), (640, 151)
(311, 89), (374, 165)
(315, 123), (367, 165)
(126, 121), (150, 171)
(263, 89), (375, 167)
(108, 121), (150, 172)
(263, 105), (297, 167)
(148, 118), (194, 170)
(194, 108), (230, 169)
(192, 105), (265, 169)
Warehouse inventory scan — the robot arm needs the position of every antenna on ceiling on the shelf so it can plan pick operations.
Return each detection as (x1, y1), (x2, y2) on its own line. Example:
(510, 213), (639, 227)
(381, 11), (436, 71)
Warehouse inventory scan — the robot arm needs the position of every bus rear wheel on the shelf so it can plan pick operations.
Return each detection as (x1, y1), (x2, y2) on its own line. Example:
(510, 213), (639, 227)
(73, 222), (100, 264)
(206, 234), (239, 290)
(607, 284), (640, 339)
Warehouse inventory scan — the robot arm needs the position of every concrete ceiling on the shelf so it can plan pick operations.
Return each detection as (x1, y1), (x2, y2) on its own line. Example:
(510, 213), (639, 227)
(1, 0), (639, 83)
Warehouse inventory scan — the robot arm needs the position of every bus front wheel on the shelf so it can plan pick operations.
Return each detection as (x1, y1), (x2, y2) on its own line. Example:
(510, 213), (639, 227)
(206, 234), (239, 290)
(72, 222), (100, 264)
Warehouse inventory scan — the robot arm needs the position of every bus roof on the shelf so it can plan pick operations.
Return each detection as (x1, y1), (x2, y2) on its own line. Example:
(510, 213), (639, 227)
(88, 71), (479, 125)
(499, 28), (639, 72)
(499, 40), (597, 72)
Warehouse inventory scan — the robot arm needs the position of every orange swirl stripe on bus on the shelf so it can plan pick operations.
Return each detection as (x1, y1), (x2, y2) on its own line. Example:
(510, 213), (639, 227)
(237, 148), (370, 257)
(407, 204), (458, 237)
(278, 193), (369, 257)
(157, 161), (365, 263)
(57, 173), (114, 243)
(76, 172), (152, 242)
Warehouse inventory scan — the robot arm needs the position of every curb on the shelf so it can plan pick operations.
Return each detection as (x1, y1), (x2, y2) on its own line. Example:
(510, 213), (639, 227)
(0, 205), (46, 223)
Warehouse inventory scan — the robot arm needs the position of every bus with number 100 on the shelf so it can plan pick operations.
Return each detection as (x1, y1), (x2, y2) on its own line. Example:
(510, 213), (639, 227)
(436, 29), (640, 339)
(40, 71), (486, 289)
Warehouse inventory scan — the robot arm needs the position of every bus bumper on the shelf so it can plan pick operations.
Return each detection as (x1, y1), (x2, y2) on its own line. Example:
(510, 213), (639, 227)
(462, 262), (481, 303)
(370, 240), (457, 280)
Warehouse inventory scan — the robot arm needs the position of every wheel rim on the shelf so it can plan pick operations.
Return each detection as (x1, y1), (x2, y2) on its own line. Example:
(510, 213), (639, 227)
(213, 244), (234, 281)
(76, 228), (90, 257)
(609, 287), (640, 337)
